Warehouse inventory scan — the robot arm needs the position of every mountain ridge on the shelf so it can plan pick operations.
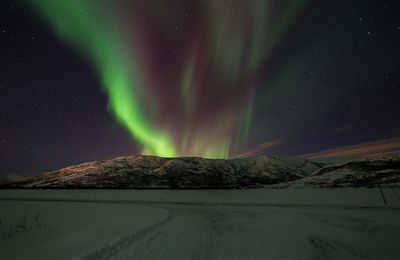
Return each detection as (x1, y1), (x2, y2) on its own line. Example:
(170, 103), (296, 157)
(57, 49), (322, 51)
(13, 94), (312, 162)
(4, 155), (321, 189)
(3, 154), (400, 189)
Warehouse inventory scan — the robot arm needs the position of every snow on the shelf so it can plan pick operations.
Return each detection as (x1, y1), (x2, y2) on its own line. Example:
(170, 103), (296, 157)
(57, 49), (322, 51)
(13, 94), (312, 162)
(0, 201), (168, 259)
(0, 188), (399, 259)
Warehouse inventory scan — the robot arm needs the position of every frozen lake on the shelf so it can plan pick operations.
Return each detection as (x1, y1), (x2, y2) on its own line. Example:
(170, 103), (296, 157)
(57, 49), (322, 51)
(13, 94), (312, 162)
(0, 188), (399, 259)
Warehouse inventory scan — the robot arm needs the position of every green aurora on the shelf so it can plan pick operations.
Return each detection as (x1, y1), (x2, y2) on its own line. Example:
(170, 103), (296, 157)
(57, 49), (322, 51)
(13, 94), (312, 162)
(26, 0), (308, 158)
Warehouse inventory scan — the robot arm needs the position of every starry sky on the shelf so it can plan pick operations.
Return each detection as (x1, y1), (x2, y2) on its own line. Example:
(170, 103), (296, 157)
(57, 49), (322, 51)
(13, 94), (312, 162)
(1, 0), (400, 175)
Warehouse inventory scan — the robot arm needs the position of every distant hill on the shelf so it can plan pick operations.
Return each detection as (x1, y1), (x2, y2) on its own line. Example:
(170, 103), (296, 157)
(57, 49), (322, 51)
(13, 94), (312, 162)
(3, 154), (399, 189)
(4, 155), (320, 189)
(0, 173), (28, 185)
(288, 154), (400, 187)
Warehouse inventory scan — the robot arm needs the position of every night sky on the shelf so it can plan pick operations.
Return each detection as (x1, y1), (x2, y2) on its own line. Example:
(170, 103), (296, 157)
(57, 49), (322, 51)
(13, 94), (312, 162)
(1, 0), (400, 175)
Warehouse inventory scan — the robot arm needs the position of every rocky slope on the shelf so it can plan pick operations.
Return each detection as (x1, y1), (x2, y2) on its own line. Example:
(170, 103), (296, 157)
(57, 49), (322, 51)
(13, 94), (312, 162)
(5, 155), (321, 189)
(4, 155), (399, 189)
(288, 154), (400, 187)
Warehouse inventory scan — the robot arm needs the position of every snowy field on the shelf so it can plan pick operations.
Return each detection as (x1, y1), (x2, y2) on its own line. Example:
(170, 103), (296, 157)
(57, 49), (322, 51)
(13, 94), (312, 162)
(0, 188), (399, 259)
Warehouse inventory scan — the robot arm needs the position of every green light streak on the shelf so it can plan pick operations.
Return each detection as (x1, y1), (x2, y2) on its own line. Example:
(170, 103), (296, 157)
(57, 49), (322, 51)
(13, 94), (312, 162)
(26, 0), (308, 159)
(26, 0), (176, 157)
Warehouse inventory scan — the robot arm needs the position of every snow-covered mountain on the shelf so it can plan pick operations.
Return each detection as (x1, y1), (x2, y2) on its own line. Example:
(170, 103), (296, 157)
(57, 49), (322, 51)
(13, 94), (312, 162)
(289, 154), (400, 187)
(5, 154), (399, 189)
(5, 155), (321, 188)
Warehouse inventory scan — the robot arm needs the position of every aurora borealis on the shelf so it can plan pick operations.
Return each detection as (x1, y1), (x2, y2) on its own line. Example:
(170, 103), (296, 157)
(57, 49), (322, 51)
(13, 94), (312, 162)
(1, 0), (400, 174)
(24, 0), (308, 159)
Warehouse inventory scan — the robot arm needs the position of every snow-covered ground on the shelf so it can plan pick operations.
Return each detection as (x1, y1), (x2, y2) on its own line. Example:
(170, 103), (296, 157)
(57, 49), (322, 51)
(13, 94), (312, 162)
(0, 188), (399, 259)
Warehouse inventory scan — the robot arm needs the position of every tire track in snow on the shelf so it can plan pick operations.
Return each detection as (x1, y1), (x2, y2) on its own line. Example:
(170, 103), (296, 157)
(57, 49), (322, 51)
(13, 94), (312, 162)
(77, 210), (172, 260)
